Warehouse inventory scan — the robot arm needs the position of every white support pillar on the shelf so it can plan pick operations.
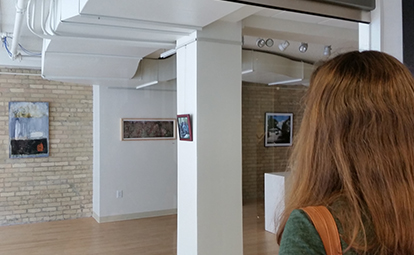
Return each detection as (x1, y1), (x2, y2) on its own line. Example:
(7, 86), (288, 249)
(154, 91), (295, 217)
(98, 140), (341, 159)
(366, 0), (403, 61)
(176, 21), (243, 255)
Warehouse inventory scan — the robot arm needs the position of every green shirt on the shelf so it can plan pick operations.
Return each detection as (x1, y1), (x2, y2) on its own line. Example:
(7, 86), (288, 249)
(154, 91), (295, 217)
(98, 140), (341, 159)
(279, 209), (358, 255)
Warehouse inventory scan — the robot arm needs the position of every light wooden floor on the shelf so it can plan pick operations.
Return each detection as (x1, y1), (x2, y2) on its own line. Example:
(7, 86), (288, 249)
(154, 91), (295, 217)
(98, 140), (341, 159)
(0, 201), (278, 255)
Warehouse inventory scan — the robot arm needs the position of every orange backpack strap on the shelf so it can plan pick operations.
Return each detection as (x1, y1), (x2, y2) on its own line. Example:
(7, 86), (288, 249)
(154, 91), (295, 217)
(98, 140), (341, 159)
(301, 206), (342, 255)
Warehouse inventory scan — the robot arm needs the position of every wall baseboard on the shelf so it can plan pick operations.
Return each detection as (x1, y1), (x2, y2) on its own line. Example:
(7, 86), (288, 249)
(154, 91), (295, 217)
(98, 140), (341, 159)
(92, 209), (177, 223)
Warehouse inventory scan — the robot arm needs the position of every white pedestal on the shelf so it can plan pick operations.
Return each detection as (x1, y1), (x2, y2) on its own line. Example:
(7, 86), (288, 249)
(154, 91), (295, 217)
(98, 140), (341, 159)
(264, 172), (289, 234)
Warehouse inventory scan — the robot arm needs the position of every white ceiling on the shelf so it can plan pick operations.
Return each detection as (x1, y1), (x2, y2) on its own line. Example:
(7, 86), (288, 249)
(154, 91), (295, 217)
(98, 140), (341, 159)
(0, 0), (360, 85)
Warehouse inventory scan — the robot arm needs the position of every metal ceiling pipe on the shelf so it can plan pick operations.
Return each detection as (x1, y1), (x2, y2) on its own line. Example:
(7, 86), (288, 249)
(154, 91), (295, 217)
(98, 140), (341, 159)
(10, 0), (27, 60)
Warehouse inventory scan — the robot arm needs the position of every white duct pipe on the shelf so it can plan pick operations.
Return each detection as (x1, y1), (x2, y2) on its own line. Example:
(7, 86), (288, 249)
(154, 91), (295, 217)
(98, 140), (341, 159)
(26, 0), (176, 48)
(11, 0), (27, 60)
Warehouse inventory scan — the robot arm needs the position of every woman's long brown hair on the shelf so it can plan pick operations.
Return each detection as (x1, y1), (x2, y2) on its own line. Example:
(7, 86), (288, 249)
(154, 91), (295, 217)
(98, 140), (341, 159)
(276, 51), (414, 254)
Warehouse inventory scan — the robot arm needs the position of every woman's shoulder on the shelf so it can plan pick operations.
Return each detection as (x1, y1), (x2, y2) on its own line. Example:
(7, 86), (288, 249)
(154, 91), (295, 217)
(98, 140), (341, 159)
(279, 208), (358, 255)
(279, 209), (326, 254)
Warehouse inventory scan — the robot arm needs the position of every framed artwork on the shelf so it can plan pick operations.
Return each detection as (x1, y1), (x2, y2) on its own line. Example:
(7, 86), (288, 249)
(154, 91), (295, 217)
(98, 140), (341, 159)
(177, 114), (193, 141)
(121, 118), (176, 141)
(9, 101), (49, 158)
(265, 113), (293, 147)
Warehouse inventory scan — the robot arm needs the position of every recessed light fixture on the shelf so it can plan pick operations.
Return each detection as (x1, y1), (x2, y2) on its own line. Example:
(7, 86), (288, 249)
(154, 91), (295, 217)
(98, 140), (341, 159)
(299, 42), (308, 53)
(278, 40), (290, 51)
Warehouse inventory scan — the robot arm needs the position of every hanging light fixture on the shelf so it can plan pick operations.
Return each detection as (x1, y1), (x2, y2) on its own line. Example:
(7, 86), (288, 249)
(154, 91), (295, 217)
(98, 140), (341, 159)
(278, 40), (290, 51)
(160, 48), (176, 59)
(136, 81), (158, 89)
(256, 38), (265, 48)
(299, 42), (308, 53)
(136, 61), (159, 89)
(324, 45), (332, 56)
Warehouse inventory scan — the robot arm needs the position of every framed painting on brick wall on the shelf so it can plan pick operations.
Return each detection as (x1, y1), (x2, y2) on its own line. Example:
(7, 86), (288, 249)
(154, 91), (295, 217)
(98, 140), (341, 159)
(9, 101), (49, 158)
(264, 113), (292, 147)
(121, 118), (176, 141)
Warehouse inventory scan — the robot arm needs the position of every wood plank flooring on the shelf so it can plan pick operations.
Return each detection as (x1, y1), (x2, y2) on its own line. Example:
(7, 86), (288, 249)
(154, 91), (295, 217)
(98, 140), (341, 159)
(0, 201), (279, 255)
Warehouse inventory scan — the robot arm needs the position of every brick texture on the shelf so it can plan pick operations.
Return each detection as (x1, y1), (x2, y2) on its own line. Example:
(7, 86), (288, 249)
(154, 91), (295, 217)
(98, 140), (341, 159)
(242, 82), (307, 202)
(0, 68), (93, 225)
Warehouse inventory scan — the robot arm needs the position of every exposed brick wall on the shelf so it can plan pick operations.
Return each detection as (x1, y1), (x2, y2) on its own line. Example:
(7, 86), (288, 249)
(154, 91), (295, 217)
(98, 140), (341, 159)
(242, 82), (307, 202)
(0, 68), (93, 225)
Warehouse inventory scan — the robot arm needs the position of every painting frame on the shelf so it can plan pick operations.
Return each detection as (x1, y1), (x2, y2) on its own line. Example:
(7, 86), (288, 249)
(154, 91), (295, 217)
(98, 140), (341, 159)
(264, 112), (293, 147)
(121, 118), (176, 141)
(9, 101), (50, 158)
(177, 114), (193, 141)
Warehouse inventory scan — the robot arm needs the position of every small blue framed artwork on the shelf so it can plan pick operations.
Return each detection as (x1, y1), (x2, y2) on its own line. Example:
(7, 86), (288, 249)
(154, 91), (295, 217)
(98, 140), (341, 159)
(265, 112), (293, 147)
(9, 102), (49, 158)
(177, 114), (192, 141)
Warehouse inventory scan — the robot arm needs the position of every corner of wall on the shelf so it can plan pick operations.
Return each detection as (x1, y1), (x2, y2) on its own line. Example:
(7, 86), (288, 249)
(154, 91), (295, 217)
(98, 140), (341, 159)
(93, 85), (100, 215)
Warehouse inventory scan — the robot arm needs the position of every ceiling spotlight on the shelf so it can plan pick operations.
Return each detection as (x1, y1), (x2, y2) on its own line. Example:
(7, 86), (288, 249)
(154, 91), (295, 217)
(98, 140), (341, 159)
(278, 40), (290, 51)
(324, 45), (332, 56)
(299, 42), (308, 53)
(265, 38), (274, 47)
(256, 38), (265, 48)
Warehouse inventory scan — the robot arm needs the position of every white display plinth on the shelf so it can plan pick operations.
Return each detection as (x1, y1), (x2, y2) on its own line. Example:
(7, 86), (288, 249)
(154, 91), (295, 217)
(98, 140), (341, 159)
(264, 172), (289, 234)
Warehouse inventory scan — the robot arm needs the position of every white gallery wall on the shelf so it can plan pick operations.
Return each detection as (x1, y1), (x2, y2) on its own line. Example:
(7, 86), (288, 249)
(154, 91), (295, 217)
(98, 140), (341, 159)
(93, 81), (177, 222)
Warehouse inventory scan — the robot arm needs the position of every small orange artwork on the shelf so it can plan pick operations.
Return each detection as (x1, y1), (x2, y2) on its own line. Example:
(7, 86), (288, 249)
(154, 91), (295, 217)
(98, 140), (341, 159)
(37, 143), (44, 152)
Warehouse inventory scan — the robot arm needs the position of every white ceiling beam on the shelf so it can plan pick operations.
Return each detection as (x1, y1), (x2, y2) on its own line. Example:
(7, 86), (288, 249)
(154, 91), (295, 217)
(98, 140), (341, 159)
(243, 15), (358, 45)
(221, 0), (371, 23)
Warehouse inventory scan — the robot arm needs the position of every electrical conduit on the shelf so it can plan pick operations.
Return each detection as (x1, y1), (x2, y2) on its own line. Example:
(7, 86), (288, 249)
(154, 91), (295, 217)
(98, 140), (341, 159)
(10, 0), (27, 60)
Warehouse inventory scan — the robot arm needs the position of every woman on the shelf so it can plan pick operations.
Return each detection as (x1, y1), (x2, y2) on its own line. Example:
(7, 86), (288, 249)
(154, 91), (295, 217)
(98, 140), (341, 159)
(277, 51), (414, 254)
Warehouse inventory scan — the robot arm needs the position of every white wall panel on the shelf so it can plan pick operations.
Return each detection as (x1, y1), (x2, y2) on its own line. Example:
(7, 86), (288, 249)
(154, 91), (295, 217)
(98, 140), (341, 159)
(94, 81), (177, 218)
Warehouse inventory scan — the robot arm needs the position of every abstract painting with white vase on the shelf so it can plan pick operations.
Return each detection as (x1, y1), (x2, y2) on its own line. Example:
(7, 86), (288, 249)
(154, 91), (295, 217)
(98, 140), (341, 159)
(9, 102), (49, 158)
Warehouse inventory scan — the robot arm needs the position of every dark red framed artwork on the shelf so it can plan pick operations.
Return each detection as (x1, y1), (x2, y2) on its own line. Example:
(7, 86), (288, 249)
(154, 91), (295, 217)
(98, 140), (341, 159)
(177, 114), (193, 141)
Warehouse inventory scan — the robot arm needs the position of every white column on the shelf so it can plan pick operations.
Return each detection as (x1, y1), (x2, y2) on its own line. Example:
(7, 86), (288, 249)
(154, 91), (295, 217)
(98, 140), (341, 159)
(366, 0), (403, 61)
(176, 21), (243, 255)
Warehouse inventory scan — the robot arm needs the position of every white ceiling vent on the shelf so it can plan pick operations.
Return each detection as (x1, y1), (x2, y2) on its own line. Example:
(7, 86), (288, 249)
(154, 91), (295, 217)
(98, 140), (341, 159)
(133, 56), (177, 89)
(242, 50), (314, 86)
